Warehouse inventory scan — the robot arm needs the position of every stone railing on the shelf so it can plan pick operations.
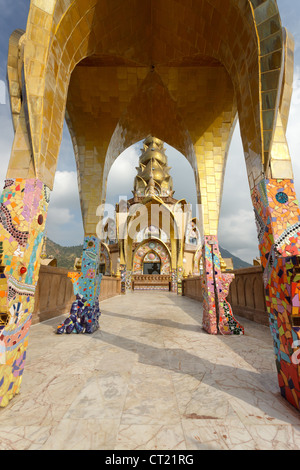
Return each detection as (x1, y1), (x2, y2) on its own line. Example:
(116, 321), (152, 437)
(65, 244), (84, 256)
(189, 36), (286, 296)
(32, 265), (121, 324)
(227, 266), (268, 326)
(132, 274), (171, 291)
(182, 276), (203, 302)
(99, 275), (121, 300)
(182, 267), (269, 326)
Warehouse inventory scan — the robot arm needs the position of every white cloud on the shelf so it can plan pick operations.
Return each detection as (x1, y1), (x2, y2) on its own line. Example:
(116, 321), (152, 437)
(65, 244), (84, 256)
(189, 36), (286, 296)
(49, 170), (80, 211)
(218, 123), (258, 263)
(166, 144), (197, 206)
(286, 65), (300, 201)
(45, 170), (83, 246)
(0, 107), (14, 189)
(106, 144), (140, 204)
(47, 207), (74, 226)
(219, 208), (259, 264)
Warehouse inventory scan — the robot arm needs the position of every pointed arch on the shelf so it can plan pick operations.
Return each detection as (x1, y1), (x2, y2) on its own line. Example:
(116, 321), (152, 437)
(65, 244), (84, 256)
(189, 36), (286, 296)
(132, 238), (171, 275)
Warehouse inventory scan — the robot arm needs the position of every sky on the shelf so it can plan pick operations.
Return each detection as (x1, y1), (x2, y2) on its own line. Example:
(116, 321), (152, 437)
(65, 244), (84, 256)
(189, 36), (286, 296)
(0, 0), (299, 264)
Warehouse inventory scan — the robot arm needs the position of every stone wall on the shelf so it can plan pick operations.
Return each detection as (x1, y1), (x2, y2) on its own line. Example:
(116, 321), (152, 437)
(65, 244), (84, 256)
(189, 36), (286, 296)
(227, 266), (268, 326)
(32, 266), (121, 324)
(182, 267), (269, 326)
(99, 275), (121, 301)
(182, 276), (203, 302)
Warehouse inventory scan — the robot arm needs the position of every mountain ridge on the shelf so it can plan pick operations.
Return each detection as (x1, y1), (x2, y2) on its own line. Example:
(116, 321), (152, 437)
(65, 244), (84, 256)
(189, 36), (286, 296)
(219, 246), (252, 270)
(45, 238), (252, 271)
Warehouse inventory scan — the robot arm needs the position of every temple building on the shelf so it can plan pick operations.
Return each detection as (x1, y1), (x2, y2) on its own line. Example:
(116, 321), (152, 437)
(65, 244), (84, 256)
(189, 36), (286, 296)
(2, 0), (300, 413)
(102, 136), (229, 292)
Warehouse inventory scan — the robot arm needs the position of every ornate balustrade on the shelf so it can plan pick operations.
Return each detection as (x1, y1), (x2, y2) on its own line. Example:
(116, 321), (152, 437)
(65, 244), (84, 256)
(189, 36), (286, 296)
(132, 274), (171, 291)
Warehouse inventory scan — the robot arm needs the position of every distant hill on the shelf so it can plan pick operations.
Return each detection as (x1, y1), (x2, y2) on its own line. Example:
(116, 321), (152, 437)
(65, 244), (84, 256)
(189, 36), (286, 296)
(219, 246), (252, 270)
(45, 238), (252, 271)
(45, 239), (83, 270)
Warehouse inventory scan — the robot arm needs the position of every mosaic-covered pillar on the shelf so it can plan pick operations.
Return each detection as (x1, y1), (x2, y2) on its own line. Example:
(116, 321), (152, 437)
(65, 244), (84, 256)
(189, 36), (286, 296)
(171, 269), (178, 293)
(202, 236), (244, 335)
(202, 236), (220, 334)
(177, 267), (183, 295)
(58, 236), (103, 334)
(252, 178), (300, 410)
(0, 178), (50, 407)
(125, 270), (132, 292)
(218, 273), (244, 335)
(120, 264), (126, 294)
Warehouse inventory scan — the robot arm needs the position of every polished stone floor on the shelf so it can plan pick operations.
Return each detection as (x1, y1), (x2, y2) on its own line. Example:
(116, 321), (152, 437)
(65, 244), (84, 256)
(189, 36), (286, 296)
(0, 292), (299, 450)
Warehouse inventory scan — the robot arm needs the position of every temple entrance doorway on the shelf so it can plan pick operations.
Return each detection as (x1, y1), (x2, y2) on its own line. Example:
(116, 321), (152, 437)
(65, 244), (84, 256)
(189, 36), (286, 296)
(132, 239), (172, 292)
(143, 262), (161, 275)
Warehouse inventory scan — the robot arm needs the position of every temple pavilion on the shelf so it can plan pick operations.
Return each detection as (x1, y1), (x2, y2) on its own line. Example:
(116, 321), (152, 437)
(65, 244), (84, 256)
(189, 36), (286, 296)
(99, 136), (230, 292)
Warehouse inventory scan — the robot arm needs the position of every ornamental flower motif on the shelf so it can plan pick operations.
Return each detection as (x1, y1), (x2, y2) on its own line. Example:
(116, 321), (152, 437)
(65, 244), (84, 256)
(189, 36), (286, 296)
(85, 269), (95, 279)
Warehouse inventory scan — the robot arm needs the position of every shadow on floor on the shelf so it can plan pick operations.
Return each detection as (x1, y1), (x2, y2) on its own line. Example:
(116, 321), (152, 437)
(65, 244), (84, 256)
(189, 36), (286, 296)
(47, 293), (299, 421)
(91, 326), (300, 424)
(103, 310), (203, 334)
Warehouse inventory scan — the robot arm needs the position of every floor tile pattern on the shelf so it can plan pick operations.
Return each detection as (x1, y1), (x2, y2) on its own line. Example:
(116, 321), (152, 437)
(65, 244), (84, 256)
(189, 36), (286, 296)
(0, 292), (299, 450)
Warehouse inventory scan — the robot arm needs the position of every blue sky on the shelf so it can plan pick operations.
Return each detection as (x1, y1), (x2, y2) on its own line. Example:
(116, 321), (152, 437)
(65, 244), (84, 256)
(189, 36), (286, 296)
(0, 0), (299, 264)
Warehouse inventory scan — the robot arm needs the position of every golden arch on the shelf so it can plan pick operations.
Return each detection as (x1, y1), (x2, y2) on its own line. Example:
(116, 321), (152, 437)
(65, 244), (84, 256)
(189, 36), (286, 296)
(193, 246), (203, 276)
(121, 196), (181, 271)
(2, 0), (300, 411)
(132, 238), (172, 275)
(99, 241), (112, 276)
(7, 0), (292, 238)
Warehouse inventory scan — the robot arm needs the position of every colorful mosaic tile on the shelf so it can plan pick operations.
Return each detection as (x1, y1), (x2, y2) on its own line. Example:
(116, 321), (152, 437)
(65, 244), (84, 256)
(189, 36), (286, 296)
(132, 240), (171, 275)
(252, 178), (300, 410)
(202, 236), (244, 336)
(125, 270), (132, 292)
(120, 264), (127, 294)
(202, 236), (224, 335)
(56, 295), (101, 335)
(171, 269), (178, 293)
(218, 273), (244, 336)
(62, 236), (103, 335)
(0, 178), (49, 407)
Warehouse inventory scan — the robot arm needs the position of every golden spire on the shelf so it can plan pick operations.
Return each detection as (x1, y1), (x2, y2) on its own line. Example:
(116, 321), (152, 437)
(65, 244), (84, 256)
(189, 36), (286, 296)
(146, 155), (157, 197)
(220, 256), (227, 272)
(134, 136), (174, 198)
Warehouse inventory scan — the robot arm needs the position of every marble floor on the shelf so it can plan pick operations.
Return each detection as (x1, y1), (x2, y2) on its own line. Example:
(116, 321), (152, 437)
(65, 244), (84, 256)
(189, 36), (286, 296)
(0, 292), (299, 450)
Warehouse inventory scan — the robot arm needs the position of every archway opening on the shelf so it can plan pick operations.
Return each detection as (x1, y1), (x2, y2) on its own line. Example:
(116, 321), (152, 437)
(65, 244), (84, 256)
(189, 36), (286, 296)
(219, 119), (259, 266)
(103, 138), (198, 282)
